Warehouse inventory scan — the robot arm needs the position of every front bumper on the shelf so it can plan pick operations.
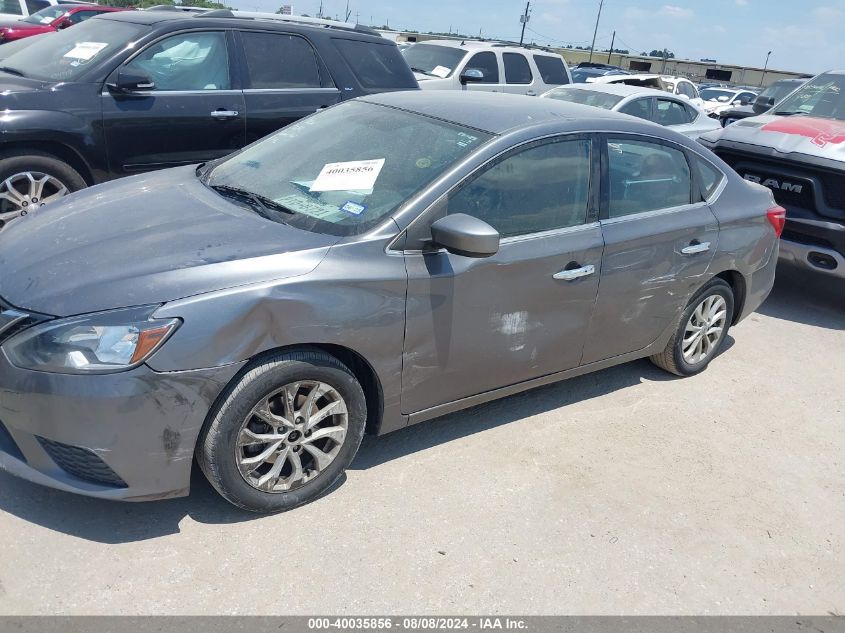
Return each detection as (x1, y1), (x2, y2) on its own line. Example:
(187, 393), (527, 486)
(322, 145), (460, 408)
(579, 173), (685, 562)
(0, 353), (244, 501)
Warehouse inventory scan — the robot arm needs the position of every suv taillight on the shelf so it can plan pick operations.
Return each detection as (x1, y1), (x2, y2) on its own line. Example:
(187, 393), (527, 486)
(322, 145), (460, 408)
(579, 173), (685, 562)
(766, 205), (786, 237)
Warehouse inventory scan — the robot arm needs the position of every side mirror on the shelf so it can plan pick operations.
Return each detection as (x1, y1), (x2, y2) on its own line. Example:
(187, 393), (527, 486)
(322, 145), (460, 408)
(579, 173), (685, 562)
(459, 68), (484, 85)
(430, 213), (499, 258)
(753, 95), (775, 114)
(109, 70), (155, 93)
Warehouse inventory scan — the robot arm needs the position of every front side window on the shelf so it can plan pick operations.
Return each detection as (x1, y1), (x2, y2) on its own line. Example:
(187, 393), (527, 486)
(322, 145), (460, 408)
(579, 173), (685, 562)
(448, 139), (591, 238)
(465, 51), (499, 83)
(533, 55), (568, 85)
(619, 98), (652, 120)
(124, 31), (230, 91)
(678, 81), (697, 99)
(606, 138), (692, 218)
(0, 18), (149, 82)
(206, 101), (492, 236)
(503, 52), (532, 84)
(655, 99), (693, 126)
(242, 32), (321, 89)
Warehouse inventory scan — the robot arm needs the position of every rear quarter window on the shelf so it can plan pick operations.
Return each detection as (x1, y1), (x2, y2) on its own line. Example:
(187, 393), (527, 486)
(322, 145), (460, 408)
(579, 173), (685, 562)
(533, 55), (569, 85)
(333, 38), (417, 90)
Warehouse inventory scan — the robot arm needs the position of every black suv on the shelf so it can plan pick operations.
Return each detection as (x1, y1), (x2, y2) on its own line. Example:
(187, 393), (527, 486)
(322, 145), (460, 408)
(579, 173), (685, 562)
(0, 9), (417, 227)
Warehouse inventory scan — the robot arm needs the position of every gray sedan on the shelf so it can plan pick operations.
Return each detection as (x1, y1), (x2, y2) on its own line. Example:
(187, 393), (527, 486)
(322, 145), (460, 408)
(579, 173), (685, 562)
(541, 83), (721, 140)
(0, 92), (782, 512)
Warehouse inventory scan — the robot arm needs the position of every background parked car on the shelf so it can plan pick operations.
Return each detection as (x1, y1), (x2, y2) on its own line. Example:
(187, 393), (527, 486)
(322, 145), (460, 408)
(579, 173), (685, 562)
(718, 78), (807, 126)
(699, 69), (845, 278)
(0, 3), (127, 42)
(588, 73), (703, 106)
(0, 0), (81, 20)
(402, 40), (572, 95)
(0, 9), (417, 229)
(542, 83), (720, 140)
(0, 91), (781, 513)
(700, 86), (759, 117)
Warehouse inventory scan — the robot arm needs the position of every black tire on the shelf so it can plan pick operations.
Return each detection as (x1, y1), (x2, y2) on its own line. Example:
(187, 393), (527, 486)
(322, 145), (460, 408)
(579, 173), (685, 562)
(197, 349), (367, 513)
(0, 151), (86, 227)
(650, 278), (735, 377)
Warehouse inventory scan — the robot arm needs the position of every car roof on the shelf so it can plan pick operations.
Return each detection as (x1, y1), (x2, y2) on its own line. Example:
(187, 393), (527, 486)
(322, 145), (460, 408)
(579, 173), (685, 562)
(360, 90), (627, 134)
(410, 39), (558, 55)
(558, 83), (672, 98)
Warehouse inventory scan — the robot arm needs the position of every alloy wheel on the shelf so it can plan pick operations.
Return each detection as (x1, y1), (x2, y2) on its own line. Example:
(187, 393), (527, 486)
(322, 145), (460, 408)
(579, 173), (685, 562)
(235, 381), (349, 493)
(682, 294), (727, 365)
(0, 171), (69, 224)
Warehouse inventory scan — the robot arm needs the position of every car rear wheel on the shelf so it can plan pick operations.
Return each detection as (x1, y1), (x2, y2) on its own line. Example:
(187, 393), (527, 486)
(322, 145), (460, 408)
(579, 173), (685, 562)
(650, 278), (734, 377)
(197, 350), (367, 513)
(0, 152), (86, 229)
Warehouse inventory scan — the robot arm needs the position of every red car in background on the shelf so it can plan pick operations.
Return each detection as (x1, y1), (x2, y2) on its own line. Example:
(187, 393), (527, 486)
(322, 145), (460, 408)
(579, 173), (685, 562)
(0, 4), (127, 42)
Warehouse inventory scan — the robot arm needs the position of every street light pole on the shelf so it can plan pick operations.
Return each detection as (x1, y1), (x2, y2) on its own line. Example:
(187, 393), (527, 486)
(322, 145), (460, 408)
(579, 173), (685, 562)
(761, 50), (772, 86)
(519, 1), (531, 46)
(588, 0), (605, 63)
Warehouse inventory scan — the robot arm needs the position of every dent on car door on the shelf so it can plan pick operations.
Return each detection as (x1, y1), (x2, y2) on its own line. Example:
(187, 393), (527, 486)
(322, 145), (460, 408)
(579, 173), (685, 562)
(401, 136), (603, 414)
(580, 135), (719, 365)
(102, 29), (246, 175)
(237, 30), (341, 144)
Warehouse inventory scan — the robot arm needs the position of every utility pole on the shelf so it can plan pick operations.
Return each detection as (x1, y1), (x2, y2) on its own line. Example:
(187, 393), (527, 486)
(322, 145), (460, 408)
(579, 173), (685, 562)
(344, 1), (351, 22)
(588, 0), (604, 63)
(761, 50), (772, 86)
(317, 0), (322, 18)
(355, 11), (359, 24)
(607, 30), (615, 63)
(519, 1), (530, 46)
(661, 48), (668, 74)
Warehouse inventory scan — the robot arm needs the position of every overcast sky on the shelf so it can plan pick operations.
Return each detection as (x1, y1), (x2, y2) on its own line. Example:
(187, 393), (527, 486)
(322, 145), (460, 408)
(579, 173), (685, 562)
(226, 0), (844, 74)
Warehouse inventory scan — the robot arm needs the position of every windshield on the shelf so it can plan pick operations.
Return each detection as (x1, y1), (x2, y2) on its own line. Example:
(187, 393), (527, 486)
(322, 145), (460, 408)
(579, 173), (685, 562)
(401, 43), (466, 78)
(571, 68), (606, 82)
(773, 73), (845, 120)
(542, 87), (623, 110)
(701, 88), (736, 102)
(760, 81), (800, 103)
(22, 5), (68, 24)
(0, 18), (147, 82)
(206, 101), (492, 236)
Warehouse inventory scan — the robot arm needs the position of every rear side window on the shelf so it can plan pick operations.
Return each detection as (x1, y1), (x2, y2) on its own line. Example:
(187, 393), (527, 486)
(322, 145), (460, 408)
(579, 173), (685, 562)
(0, 0), (22, 15)
(655, 99), (695, 125)
(465, 51), (499, 83)
(619, 98), (652, 120)
(691, 155), (725, 200)
(333, 38), (417, 89)
(606, 138), (692, 218)
(533, 55), (568, 85)
(503, 52), (532, 84)
(242, 32), (322, 89)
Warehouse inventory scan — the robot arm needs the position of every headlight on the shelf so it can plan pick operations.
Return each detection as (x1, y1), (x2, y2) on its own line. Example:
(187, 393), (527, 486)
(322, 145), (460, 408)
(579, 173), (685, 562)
(3, 306), (179, 374)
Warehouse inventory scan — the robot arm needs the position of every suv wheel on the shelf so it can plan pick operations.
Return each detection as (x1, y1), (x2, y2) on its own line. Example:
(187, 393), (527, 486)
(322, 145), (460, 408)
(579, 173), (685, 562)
(650, 278), (734, 377)
(197, 350), (367, 513)
(0, 152), (86, 228)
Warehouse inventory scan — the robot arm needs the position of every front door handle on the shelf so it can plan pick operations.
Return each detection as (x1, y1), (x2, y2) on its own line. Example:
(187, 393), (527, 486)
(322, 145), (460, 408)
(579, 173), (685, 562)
(210, 109), (239, 119)
(554, 264), (595, 281)
(526, 90), (537, 96)
(681, 241), (711, 255)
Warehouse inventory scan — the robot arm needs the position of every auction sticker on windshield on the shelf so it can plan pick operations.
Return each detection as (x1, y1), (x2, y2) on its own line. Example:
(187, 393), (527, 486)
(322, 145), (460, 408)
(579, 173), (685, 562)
(310, 159), (385, 193)
(63, 42), (108, 61)
(431, 65), (451, 78)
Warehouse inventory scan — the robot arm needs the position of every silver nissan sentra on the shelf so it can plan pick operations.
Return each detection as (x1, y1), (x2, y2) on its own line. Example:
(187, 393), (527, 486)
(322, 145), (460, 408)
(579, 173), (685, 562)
(0, 92), (781, 513)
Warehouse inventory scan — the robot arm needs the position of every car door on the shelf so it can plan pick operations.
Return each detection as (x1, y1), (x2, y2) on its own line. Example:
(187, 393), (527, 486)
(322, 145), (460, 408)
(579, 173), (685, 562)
(401, 135), (604, 414)
(101, 29), (246, 177)
(502, 51), (537, 96)
(580, 135), (719, 365)
(235, 30), (341, 145)
(463, 51), (506, 93)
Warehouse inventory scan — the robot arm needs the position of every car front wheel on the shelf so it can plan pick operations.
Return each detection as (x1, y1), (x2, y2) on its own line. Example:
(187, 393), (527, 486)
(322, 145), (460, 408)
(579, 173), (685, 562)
(0, 151), (86, 229)
(197, 350), (367, 513)
(650, 278), (734, 377)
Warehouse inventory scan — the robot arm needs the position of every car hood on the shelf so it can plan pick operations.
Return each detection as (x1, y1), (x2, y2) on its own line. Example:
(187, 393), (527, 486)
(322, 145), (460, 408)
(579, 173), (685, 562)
(0, 167), (338, 316)
(0, 15), (25, 27)
(699, 114), (845, 161)
(0, 22), (49, 33)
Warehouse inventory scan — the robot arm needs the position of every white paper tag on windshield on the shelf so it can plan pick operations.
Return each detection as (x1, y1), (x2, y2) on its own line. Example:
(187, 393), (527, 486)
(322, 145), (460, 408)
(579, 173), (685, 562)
(63, 42), (108, 61)
(431, 65), (450, 78)
(310, 159), (385, 192)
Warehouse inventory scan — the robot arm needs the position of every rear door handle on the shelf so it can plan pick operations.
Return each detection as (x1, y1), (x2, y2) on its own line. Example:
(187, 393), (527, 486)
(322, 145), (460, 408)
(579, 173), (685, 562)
(553, 264), (595, 281)
(210, 110), (239, 119)
(526, 90), (537, 96)
(681, 241), (711, 255)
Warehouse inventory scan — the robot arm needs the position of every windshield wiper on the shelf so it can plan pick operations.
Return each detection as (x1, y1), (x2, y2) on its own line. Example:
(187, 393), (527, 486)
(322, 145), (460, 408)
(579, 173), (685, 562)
(0, 66), (25, 78)
(410, 66), (437, 77)
(772, 110), (808, 116)
(210, 185), (296, 220)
